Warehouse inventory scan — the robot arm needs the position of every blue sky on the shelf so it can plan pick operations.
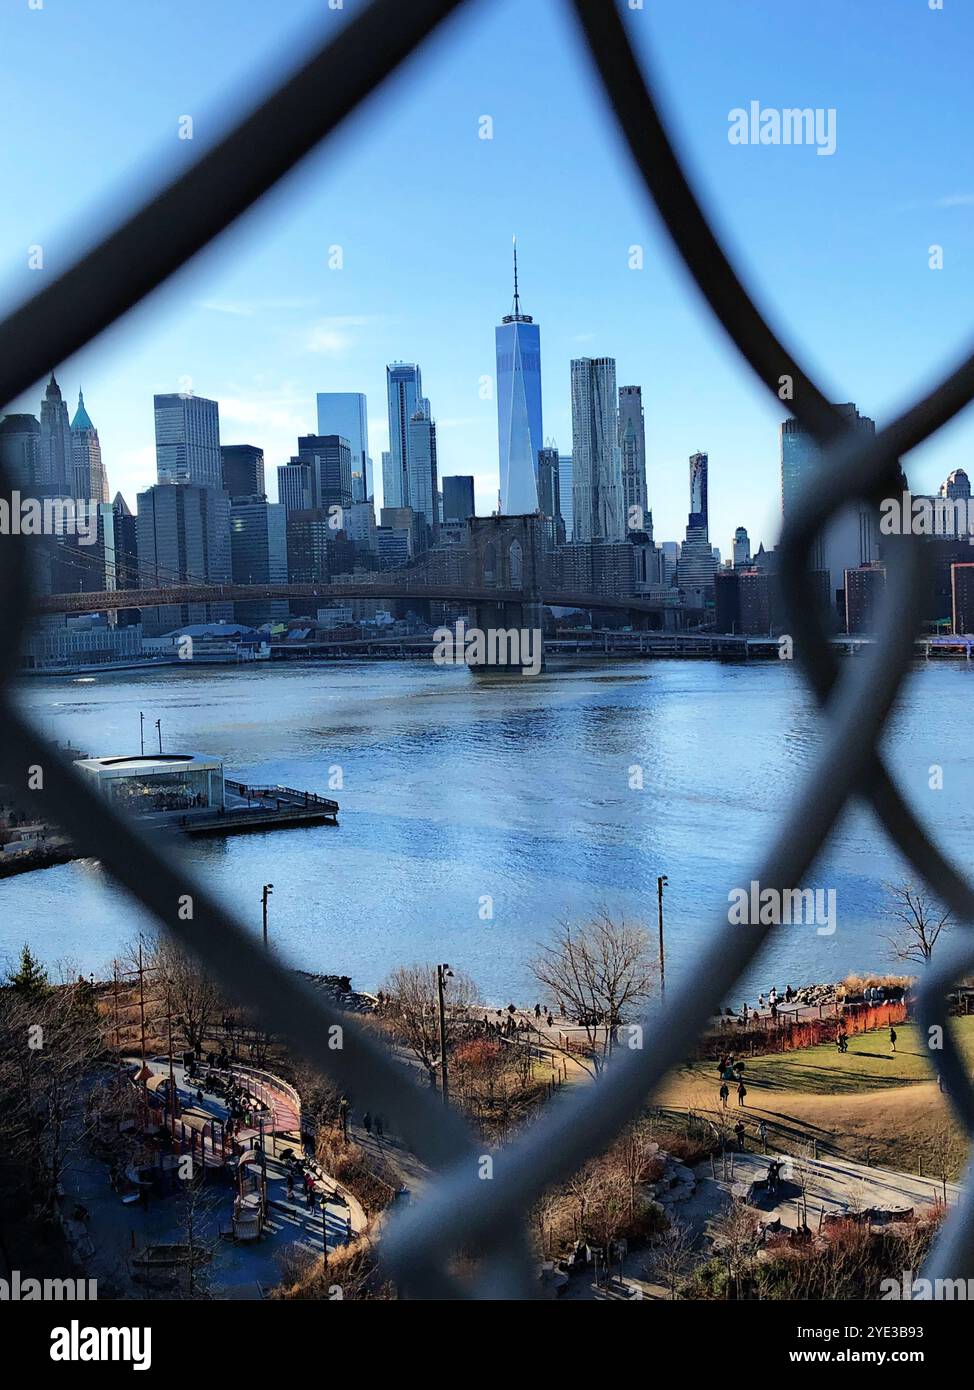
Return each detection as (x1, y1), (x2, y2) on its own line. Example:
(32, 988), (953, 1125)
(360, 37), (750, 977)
(2, 0), (973, 556)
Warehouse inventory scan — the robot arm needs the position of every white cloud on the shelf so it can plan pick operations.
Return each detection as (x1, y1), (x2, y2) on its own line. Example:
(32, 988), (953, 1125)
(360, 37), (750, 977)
(305, 315), (379, 355)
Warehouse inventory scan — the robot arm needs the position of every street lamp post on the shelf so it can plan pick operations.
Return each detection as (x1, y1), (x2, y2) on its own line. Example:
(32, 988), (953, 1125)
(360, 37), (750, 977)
(657, 875), (668, 997)
(155, 718), (162, 754)
(261, 883), (274, 949)
(139, 711), (145, 756)
(436, 962), (453, 1106)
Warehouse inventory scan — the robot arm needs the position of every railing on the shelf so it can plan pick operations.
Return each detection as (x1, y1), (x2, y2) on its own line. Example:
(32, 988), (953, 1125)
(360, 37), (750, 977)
(3, 0), (974, 1298)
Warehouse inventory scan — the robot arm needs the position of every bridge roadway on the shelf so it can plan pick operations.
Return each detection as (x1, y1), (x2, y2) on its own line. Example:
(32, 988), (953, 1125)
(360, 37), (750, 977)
(35, 580), (672, 617)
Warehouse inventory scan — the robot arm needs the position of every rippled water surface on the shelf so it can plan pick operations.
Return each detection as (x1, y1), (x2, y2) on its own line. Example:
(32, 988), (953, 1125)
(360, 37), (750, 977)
(4, 657), (971, 1003)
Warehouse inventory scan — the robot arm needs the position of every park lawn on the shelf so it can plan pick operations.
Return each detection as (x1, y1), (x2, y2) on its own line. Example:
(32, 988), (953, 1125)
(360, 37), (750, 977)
(650, 1019), (974, 1176)
(688, 1018), (974, 1096)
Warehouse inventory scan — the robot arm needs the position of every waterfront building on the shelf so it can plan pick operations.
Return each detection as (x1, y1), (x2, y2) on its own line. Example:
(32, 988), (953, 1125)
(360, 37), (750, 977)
(951, 562), (974, 634)
(154, 393), (222, 488)
(496, 242), (543, 514)
(74, 752), (226, 813)
(21, 618), (143, 671)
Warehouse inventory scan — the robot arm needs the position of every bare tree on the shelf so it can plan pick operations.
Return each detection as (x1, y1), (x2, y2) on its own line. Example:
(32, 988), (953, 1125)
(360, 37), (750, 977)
(882, 882), (951, 966)
(153, 942), (223, 1057)
(646, 1216), (695, 1299)
(0, 976), (105, 1215)
(530, 911), (656, 1071)
(381, 963), (479, 1088)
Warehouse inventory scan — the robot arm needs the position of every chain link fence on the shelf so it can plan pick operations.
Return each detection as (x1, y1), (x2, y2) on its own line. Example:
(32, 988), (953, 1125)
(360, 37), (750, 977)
(2, 0), (973, 1297)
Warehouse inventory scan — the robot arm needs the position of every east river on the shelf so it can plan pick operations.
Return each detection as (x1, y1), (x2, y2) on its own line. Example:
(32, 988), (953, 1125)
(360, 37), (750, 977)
(4, 656), (971, 1004)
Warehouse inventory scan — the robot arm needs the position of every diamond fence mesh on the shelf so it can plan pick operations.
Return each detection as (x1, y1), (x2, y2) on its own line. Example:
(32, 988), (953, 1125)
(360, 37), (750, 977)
(2, 0), (974, 1297)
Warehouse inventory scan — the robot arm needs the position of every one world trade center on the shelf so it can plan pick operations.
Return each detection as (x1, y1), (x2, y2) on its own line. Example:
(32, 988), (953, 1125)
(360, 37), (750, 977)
(495, 239), (542, 514)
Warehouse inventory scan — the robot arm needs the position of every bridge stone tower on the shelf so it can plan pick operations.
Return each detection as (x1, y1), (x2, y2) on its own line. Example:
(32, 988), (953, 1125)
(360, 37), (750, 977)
(465, 514), (546, 673)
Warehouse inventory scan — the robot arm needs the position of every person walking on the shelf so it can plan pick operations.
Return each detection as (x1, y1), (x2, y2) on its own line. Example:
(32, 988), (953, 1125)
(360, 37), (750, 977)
(737, 1080), (747, 1107)
(758, 1119), (768, 1152)
(363, 1111), (372, 1135)
(719, 1082), (729, 1109)
(890, 1026), (897, 1054)
(338, 1095), (350, 1143)
(734, 1120), (746, 1152)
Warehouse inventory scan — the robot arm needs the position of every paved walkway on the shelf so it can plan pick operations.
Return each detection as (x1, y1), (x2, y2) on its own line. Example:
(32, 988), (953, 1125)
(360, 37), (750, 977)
(719, 1150), (960, 1229)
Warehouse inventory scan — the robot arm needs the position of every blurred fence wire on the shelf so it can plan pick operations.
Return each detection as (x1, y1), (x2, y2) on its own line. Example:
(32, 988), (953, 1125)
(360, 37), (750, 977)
(2, 0), (973, 1297)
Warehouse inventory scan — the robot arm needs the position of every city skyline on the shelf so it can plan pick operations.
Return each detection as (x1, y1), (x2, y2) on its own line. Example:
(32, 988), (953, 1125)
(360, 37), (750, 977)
(3, 1), (974, 558)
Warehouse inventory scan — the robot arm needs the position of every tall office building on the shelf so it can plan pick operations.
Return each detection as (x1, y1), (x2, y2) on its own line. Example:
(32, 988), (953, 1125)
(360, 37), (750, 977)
(558, 454), (574, 541)
(442, 475), (475, 523)
(70, 391), (109, 503)
(384, 363), (423, 510)
(154, 393), (222, 487)
(571, 357), (623, 542)
(136, 482), (232, 634)
(675, 452), (717, 602)
(230, 497), (288, 626)
(495, 241), (542, 514)
(112, 492), (141, 625)
(38, 373), (74, 497)
(732, 526), (751, 567)
(689, 450), (708, 529)
(537, 445), (565, 549)
(781, 403), (878, 616)
(277, 460), (314, 515)
(316, 392), (370, 502)
(278, 435), (352, 514)
(618, 385), (648, 529)
(221, 444), (265, 499)
(0, 413), (39, 490)
(407, 399), (438, 544)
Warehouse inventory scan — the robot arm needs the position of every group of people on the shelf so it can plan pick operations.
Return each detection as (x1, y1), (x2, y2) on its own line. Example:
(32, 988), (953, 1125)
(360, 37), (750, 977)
(337, 1094), (386, 1144)
(740, 985), (799, 1022)
(716, 1053), (749, 1108)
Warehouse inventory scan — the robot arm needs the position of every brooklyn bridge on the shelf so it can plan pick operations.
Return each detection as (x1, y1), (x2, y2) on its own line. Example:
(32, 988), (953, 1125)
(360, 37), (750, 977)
(36, 514), (684, 626)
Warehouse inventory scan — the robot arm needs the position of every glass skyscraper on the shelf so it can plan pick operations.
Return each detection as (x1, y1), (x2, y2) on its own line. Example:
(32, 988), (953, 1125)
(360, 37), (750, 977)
(558, 454), (573, 541)
(495, 242), (542, 515)
(154, 393), (222, 488)
(442, 475), (475, 523)
(384, 363), (423, 510)
(316, 392), (370, 502)
(780, 403), (878, 609)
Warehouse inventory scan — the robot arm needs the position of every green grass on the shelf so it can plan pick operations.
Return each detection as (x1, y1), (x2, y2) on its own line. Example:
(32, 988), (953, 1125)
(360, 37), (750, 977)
(697, 1018), (974, 1095)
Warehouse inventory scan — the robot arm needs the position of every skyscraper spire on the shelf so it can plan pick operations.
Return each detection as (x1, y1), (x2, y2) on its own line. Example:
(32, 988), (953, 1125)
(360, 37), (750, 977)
(496, 241), (542, 514)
